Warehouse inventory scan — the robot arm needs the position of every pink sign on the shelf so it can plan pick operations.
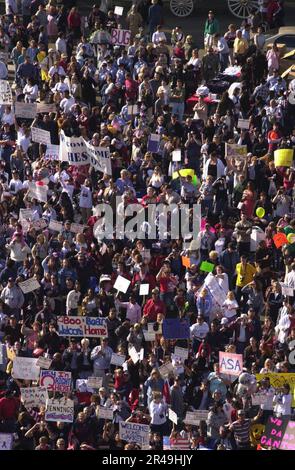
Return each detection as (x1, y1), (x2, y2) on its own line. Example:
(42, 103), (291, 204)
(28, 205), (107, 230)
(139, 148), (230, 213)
(219, 351), (243, 376)
(111, 29), (131, 46)
(280, 420), (295, 450)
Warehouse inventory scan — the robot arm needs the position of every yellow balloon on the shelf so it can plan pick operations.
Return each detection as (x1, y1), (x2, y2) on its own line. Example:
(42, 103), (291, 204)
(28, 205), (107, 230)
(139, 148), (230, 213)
(287, 232), (295, 244)
(256, 207), (265, 218)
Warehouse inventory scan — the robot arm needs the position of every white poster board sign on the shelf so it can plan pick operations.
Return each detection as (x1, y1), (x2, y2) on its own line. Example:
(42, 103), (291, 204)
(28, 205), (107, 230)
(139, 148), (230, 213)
(12, 357), (40, 380)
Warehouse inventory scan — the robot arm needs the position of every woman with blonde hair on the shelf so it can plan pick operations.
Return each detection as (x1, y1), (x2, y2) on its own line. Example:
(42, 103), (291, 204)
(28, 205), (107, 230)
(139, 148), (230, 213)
(31, 234), (48, 261)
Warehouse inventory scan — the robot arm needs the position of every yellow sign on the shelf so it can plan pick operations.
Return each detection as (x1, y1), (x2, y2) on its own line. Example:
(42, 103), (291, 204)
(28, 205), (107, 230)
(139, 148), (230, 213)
(274, 149), (294, 167)
(256, 373), (295, 407)
(172, 169), (195, 180)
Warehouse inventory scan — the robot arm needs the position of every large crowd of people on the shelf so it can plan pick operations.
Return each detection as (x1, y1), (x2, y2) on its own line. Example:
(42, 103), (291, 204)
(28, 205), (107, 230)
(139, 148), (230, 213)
(0, 0), (294, 452)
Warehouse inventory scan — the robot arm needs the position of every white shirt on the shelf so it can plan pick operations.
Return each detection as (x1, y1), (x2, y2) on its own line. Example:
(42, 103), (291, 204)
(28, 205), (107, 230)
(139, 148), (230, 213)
(260, 387), (275, 411)
(190, 321), (209, 340)
(149, 401), (167, 425)
(5, 0), (17, 15)
(218, 37), (230, 54)
(1, 111), (15, 126)
(66, 290), (81, 312)
(273, 393), (292, 416)
(79, 185), (92, 209)
(152, 31), (167, 45)
(55, 37), (67, 55)
(116, 300), (141, 325)
(23, 83), (38, 100)
(285, 270), (295, 288)
(9, 178), (23, 194)
(60, 96), (75, 114)
(52, 81), (69, 94)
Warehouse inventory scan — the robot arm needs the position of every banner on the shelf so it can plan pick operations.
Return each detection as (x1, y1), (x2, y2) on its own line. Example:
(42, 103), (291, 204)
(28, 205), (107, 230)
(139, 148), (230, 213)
(0, 80), (13, 105)
(162, 318), (190, 340)
(119, 422), (150, 447)
(280, 420), (295, 450)
(260, 416), (288, 449)
(225, 143), (247, 158)
(45, 398), (74, 423)
(31, 127), (51, 145)
(12, 357), (40, 380)
(19, 278), (41, 294)
(274, 149), (294, 167)
(256, 373), (295, 407)
(84, 141), (112, 175)
(57, 316), (108, 337)
(15, 102), (37, 119)
(27, 182), (48, 203)
(40, 370), (72, 393)
(0, 434), (13, 450)
(45, 144), (60, 160)
(59, 131), (89, 166)
(219, 351), (243, 376)
(20, 387), (48, 408)
(111, 29), (131, 46)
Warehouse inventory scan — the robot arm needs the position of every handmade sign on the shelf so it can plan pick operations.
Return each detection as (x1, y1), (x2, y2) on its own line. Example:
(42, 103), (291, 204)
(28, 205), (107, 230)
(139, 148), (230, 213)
(274, 149), (294, 167)
(20, 387), (48, 408)
(114, 6), (123, 15)
(36, 357), (52, 369)
(225, 143), (247, 158)
(200, 261), (215, 273)
(111, 353), (126, 366)
(84, 141), (112, 175)
(168, 408), (178, 425)
(59, 131), (88, 166)
(27, 182), (48, 203)
(181, 256), (191, 268)
(237, 119), (250, 129)
(31, 127), (51, 145)
(57, 316), (108, 338)
(147, 133), (161, 153)
(172, 150), (181, 162)
(49, 220), (63, 232)
(45, 144), (60, 161)
(98, 407), (113, 420)
(12, 357), (40, 380)
(113, 275), (131, 294)
(174, 347), (189, 361)
(70, 223), (86, 234)
(40, 370), (72, 393)
(219, 351), (243, 376)
(255, 373), (295, 407)
(119, 422), (150, 447)
(111, 29), (131, 46)
(36, 103), (57, 114)
(139, 284), (149, 296)
(273, 233), (288, 249)
(260, 416), (288, 449)
(15, 102), (37, 119)
(0, 80), (13, 105)
(45, 398), (74, 423)
(280, 420), (295, 450)
(19, 278), (41, 294)
(184, 410), (209, 425)
(87, 377), (103, 389)
(0, 434), (13, 451)
(158, 362), (175, 378)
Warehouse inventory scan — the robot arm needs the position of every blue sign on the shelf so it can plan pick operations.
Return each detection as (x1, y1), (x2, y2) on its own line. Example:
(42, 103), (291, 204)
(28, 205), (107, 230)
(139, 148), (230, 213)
(162, 318), (190, 340)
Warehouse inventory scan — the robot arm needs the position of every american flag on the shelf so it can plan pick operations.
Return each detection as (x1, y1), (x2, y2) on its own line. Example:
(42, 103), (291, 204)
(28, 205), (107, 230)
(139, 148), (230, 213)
(169, 437), (190, 450)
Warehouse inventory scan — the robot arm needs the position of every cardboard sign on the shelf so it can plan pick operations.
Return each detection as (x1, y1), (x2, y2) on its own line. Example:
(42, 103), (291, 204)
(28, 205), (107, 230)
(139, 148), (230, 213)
(273, 232), (288, 249)
(27, 182), (48, 203)
(119, 422), (150, 447)
(274, 149), (294, 167)
(280, 420), (295, 450)
(158, 362), (175, 378)
(45, 398), (74, 423)
(184, 410), (209, 425)
(139, 284), (149, 296)
(251, 391), (268, 406)
(168, 408), (178, 425)
(0, 79), (13, 105)
(0, 434), (13, 451)
(36, 103), (57, 114)
(225, 143), (247, 158)
(70, 223), (86, 234)
(87, 376), (103, 389)
(57, 316), (108, 338)
(174, 347), (188, 361)
(111, 29), (131, 46)
(114, 275), (131, 294)
(111, 353), (126, 366)
(40, 370), (72, 393)
(219, 351), (243, 376)
(15, 102), (37, 119)
(260, 416), (288, 449)
(20, 387), (48, 408)
(114, 6), (123, 15)
(129, 346), (140, 364)
(12, 357), (40, 380)
(45, 144), (60, 161)
(162, 318), (190, 340)
(200, 261), (215, 273)
(143, 330), (156, 342)
(172, 150), (181, 162)
(49, 220), (63, 232)
(36, 357), (52, 369)
(31, 127), (51, 145)
(31, 218), (48, 231)
(19, 278), (41, 294)
(237, 119), (250, 129)
(98, 407), (113, 420)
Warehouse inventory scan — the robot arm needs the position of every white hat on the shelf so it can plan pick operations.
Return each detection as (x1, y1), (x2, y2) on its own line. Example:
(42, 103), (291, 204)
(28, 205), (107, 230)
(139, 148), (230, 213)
(221, 318), (229, 325)
(100, 275), (111, 283)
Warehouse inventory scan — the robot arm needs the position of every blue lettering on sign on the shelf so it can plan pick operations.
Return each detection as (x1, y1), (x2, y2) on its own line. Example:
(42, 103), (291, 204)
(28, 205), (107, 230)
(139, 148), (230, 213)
(220, 357), (242, 372)
(59, 325), (84, 336)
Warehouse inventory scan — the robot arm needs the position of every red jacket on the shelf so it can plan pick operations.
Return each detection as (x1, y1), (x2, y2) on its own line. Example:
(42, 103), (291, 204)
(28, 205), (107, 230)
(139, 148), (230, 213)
(0, 396), (20, 420)
(67, 12), (81, 29)
(143, 298), (166, 321)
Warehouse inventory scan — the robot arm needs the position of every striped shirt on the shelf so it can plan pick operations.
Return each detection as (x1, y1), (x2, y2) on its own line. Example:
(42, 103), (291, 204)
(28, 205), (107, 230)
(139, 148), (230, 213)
(231, 419), (251, 444)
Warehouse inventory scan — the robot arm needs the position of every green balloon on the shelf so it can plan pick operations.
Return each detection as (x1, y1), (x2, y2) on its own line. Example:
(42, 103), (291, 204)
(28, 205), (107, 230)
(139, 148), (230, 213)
(256, 207), (265, 218)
